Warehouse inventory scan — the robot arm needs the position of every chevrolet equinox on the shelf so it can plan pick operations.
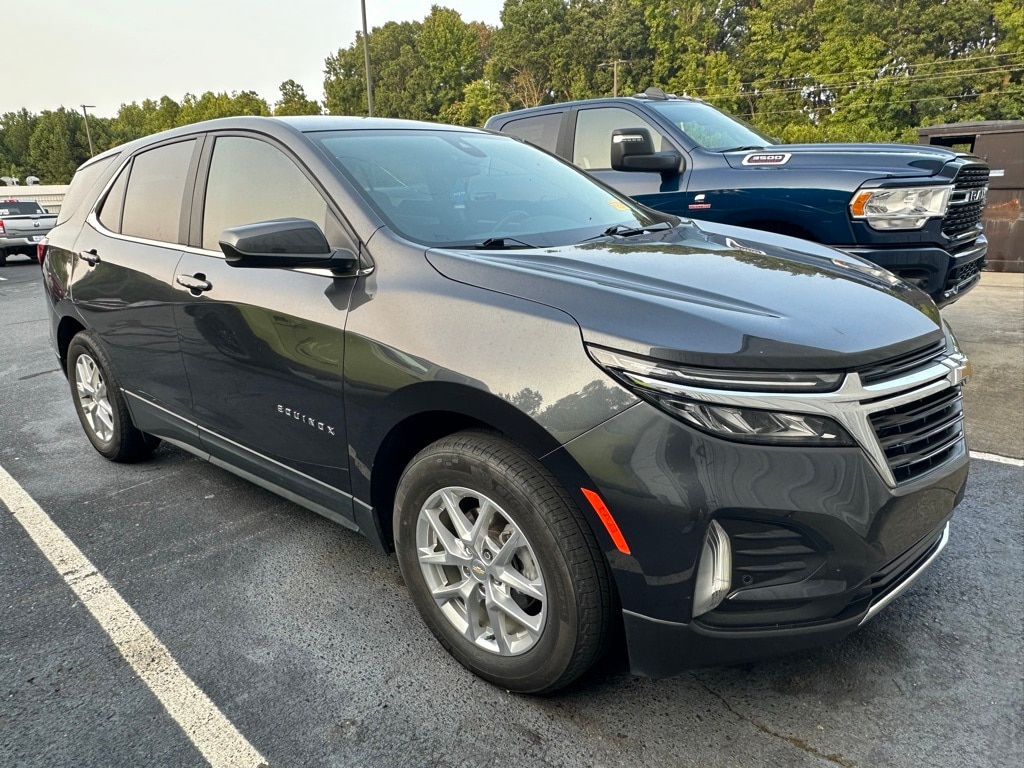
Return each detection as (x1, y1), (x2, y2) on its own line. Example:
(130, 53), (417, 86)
(42, 117), (970, 693)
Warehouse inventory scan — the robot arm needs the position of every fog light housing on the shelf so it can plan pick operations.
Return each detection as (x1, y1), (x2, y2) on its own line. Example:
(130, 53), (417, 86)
(693, 521), (732, 618)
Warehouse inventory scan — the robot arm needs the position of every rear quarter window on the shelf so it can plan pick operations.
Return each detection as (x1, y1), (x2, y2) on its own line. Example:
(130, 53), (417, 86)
(55, 156), (117, 225)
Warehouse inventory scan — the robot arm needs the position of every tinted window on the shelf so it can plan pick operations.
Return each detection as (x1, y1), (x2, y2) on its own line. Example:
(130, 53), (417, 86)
(56, 156), (116, 225)
(0, 201), (45, 215)
(573, 108), (670, 169)
(502, 113), (561, 153)
(202, 136), (328, 251)
(313, 130), (661, 248)
(648, 101), (773, 150)
(98, 163), (130, 233)
(121, 140), (196, 243)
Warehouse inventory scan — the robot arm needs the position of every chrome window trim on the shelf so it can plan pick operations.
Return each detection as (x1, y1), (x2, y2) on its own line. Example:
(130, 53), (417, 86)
(625, 352), (970, 488)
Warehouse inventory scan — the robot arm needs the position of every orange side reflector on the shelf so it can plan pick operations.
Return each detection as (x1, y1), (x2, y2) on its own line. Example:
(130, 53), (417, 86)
(850, 190), (872, 217)
(580, 488), (631, 555)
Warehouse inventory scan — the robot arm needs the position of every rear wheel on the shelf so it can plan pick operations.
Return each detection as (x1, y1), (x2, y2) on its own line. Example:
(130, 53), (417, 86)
(394, 431), (612, 694)
(0, 250), (7, 267)
(67, 331), (160, 462)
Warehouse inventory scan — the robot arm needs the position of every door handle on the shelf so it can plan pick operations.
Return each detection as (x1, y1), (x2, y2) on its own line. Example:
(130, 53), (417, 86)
(78, 249), (100, 266)
(176, 274), (213, 294)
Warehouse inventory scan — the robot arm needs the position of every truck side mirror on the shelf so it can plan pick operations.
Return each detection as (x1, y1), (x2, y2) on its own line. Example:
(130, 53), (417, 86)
(610, 128), (681, 176)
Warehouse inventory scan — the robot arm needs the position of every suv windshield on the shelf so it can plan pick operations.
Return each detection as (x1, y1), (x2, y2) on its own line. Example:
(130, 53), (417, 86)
(0, 200), (45, 215)
(310, 129), (663, 248)
(649, 101), (774, 151)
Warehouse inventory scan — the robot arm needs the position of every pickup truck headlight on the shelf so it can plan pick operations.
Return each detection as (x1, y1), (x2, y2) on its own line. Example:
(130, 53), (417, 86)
(850, 186), (953, 230)
(588, 346), (854, 446)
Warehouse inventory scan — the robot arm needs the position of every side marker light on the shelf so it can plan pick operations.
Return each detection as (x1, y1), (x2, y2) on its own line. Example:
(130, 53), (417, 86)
(580, 488), (631, 555)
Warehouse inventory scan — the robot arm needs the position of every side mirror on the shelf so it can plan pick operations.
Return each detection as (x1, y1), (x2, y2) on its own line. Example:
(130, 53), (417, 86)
(219, 218), (358, 272)
(610, 127), (681, 175)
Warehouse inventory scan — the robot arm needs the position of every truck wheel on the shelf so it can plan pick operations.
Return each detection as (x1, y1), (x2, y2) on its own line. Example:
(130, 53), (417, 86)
(394, 431), (612, 694)
(0, 250), (7, 267)
(67, 331), (160, 462)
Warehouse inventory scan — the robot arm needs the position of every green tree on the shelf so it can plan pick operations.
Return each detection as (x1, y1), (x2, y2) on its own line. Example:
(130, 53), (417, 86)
(489, 0), (568, 108)
(0, 109), (39, 180)
(178, 91), (270, 124)
(110, 96), (183, 143)
(274, 80), (322, 115)
(27, 108), (92, 183)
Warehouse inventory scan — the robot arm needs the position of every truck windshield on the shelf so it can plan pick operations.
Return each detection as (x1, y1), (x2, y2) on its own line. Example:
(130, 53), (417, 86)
(310, 129), (664, 248)
(0, 200), (45, 215)
(649, 101), (774, 151)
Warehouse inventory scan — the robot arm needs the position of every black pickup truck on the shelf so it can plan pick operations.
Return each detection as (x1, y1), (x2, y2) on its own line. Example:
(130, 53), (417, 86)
(486, 89), (990, 307)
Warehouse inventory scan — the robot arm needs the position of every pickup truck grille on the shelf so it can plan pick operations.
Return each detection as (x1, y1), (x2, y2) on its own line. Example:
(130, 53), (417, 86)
(858, 339), (946, 385)
(869, 385), (965, 484)
(942, 165), (989, 238)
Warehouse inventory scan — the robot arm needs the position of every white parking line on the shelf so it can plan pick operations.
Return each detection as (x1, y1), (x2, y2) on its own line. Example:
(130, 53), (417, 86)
(970, 450), (1024, 467)
(0, 464), (267, 768)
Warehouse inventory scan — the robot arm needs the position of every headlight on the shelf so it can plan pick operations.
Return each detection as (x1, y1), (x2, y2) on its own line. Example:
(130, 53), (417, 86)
(588, 346), (854, 446)
(661, 400), (854, 446)
(850, 186), (952, 230)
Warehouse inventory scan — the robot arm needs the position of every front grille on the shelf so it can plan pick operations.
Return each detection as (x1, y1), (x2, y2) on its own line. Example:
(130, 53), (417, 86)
(942, 165), (989, 238)
(869, 385), (965, 483)
(858, 339), (947, 385)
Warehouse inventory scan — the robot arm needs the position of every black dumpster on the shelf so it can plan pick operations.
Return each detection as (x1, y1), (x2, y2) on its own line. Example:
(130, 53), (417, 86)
(918, 120), (1024, 273)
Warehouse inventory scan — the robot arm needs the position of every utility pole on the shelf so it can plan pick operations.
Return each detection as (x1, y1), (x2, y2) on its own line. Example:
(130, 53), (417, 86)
(598, 60), (628, 97)
(360, 0), (374, 116)
(80, 104), (95, 156)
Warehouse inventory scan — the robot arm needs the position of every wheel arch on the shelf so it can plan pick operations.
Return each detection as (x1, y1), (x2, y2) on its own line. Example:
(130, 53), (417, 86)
(56, 315), (87, 373)
(363, 382), (588, 554)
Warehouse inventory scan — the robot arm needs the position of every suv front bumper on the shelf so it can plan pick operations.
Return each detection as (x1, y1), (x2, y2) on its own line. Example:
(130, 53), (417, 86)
(555, 395), (969, 678)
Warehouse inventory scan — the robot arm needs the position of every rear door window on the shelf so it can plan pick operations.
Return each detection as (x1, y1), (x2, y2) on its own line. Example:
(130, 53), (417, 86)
(120, 140), (196, 243)
(501, 113), (562, 153)
(201, 136), (329, 251)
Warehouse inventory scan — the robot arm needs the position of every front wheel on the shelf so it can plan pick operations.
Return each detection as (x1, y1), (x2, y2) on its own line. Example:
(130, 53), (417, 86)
(394, 431), (612, 693)
(67, 331), (160, 462)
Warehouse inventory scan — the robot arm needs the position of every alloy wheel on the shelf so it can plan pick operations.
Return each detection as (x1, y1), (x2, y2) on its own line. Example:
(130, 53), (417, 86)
(415, 486), (547, 656)
(75, 353), (114, 443)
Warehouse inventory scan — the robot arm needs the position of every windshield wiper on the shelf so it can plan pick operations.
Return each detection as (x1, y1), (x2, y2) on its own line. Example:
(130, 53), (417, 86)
(718, 145), (767, 152)
(455, 237), (537, 250)
(581, 222), (675, 242)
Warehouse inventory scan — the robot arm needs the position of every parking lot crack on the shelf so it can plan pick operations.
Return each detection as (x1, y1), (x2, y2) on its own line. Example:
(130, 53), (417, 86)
(694, 676), (857, 768)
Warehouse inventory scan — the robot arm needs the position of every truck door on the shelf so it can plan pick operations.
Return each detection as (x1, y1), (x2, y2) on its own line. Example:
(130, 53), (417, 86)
(570, 106), (688, 212)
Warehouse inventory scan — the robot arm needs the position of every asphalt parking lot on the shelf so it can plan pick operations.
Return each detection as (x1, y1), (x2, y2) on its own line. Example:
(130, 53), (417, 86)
(2, 259), (1022, 768)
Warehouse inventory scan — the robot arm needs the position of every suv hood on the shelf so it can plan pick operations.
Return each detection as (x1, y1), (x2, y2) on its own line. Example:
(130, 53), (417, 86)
(426, 222), (943, 370)
(723, 143), (973, 178)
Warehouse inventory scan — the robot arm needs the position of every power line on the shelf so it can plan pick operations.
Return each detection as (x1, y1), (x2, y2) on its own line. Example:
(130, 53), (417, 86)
(683, 51), (1023, 94)
(740, 86), (1024, 119)
(726, 62), (1024, 98)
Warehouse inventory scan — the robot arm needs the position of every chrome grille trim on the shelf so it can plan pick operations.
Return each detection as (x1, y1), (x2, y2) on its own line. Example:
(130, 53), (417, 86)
(943, 165), (989, 238)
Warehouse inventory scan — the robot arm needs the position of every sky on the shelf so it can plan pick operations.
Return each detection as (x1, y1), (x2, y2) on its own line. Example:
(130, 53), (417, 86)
(8, 1), (502, 117)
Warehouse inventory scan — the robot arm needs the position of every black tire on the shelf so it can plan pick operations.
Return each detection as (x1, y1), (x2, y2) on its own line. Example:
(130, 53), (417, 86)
(66, 331), (160, 462)
(394, 430), (612, 694)
(0, 251), (7, 267)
